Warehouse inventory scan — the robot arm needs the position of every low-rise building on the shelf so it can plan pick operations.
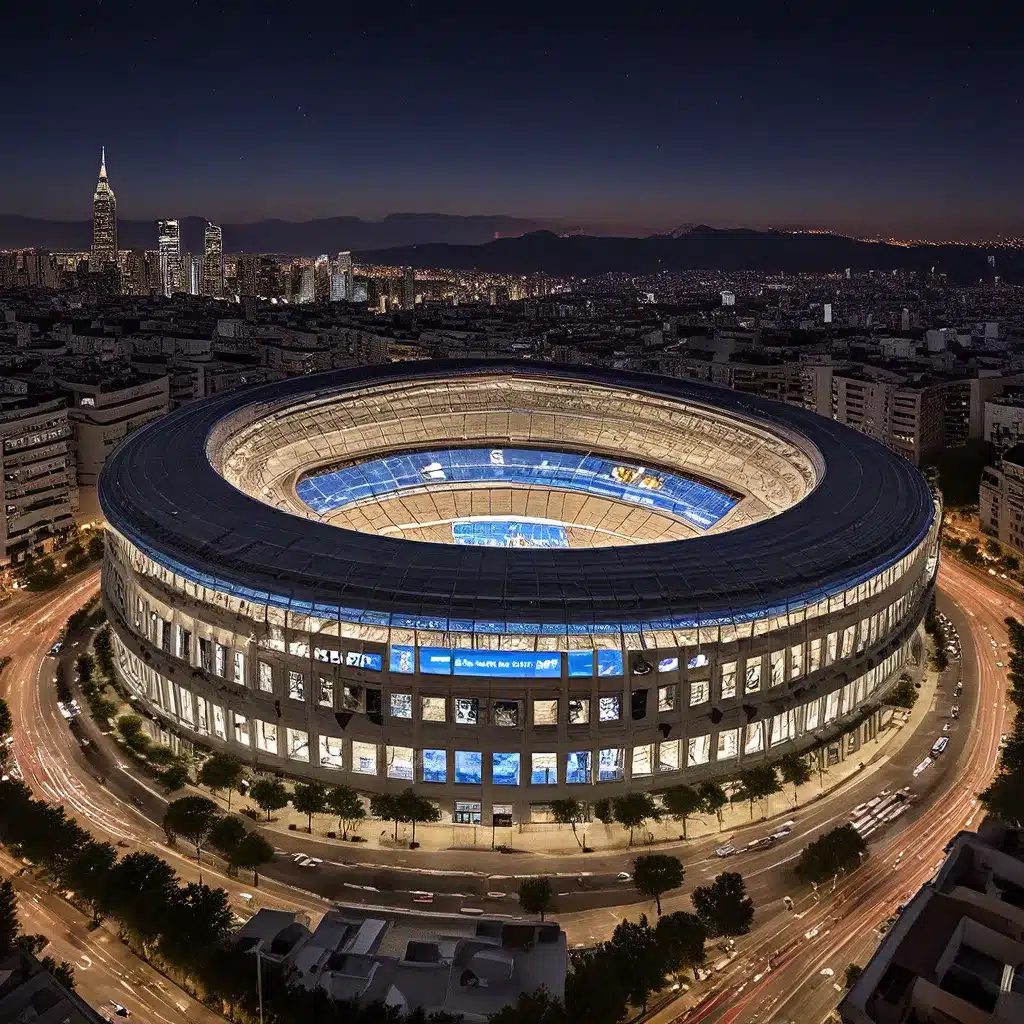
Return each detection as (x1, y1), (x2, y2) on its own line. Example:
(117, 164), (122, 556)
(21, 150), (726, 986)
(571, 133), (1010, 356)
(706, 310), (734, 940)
(979, 445), (1024, 553)
(0, 950), (108, 1022)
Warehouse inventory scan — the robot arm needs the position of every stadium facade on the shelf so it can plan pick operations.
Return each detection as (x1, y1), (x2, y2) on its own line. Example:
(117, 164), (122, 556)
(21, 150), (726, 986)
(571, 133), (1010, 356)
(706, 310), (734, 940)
(99, 362), (940, 824)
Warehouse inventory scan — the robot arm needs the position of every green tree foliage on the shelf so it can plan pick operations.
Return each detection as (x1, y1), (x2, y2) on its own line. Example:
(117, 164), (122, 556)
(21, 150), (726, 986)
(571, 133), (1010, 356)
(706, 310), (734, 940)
(0, 696), (13, 738)
(0, 878), (19, 953)
(885, 676), (919, 710)
(776, 752), (813, 805)
(691, 872), (755, 938)
(396, 788), (440, 842)
(162, 795), (219, 863)
(249, 777), (290, 822)
(734, 764), (782, 818)
(845, 963), (864, 988)
(61, 840), (117, 922)
(104, 852), (179, 952)
(549, 799), (587, 848)
(87, 532), (105, 561)
(518, 877), (555, 921)
(593, 798), (614, 825)
(92, 626), (114, 677)
(795, 824), (867, 884)
(291, 781), (328, 833)
(159, 762), (191, 793)
(633, 853), (684, 915)
(40, 955), (77, 990)
(115, 713), (151, 754)
(612, 792), (661, 845)
(605, 916), (668, 1011)
(370, 793), (402, 840)
(655, 911), (707, 979)
(230, 831), (275, 887)
(661, 785), (703, 838)
(198, 753), (244, 810)
(326, 784), (365, 839)
(564, 947), (629, 1024)
(697, 780), (728, 827)
(489, 988), (567, 1024)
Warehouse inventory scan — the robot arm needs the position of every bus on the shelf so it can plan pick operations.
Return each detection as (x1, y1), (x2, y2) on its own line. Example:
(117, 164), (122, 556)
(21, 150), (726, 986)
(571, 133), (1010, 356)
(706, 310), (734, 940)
(932, 736), (949, 756)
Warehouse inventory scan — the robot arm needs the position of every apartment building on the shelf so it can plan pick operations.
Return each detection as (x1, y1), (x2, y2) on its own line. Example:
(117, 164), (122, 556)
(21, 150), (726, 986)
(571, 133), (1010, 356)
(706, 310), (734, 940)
(840, 821), (1024, 1024)
(0, 382), (78, 564)
(979, 446), (1024, 553)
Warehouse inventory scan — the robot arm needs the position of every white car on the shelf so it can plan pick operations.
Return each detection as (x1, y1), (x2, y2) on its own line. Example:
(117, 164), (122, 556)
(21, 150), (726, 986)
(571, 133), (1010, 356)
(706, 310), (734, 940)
(616, 871), (632, 881)
(714, 844), (737, 858)
(109, 1001), (131, 1017)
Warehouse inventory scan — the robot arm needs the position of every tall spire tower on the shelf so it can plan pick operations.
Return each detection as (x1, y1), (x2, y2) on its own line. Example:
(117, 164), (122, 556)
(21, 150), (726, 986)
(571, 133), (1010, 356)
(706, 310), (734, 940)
(91, 147), (118, 269)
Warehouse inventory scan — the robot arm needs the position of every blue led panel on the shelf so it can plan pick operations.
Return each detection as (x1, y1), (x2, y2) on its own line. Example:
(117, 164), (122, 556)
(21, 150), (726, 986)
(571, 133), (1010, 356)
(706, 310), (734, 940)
(597, 650), (624, 677)
(422, 749), (447, 783)
(568, 651), (594, 677)
(566, 751), (592, 784)
(453, 651), (561, 678)
(389, 646), (415, 673)
(492, 752), (521, 785)
(452, 519), (569, 548)
(420, 648), (453, 675)
(454, 750), (482, 784)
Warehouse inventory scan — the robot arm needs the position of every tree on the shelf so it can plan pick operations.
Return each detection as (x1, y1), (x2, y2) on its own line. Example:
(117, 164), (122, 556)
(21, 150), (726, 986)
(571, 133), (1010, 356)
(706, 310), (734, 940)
(980, 769), (1024, 828)
(370, 793), (402, 840)
(75, 654), (94, 686)
(87, 533), (105, 561)
(396, 788), (440, 843)
(115, 714), (150, 754)
(885, 676), (919, 710)
(933, 645), (950, 673)
(605, 916), (668, 1012)
(550, 799), (587, 849)
(40, 955), (76, 990)
(697, 780), (728, 829)
(249, 778), (290, 823)
(0, 696), (11, 738)
(961, 537), (981, 564)
(490, 988), (567, 1024)
(326, 784), (365, 839)
(62, 840), (117, 923)
(104, 853), (178, 953)
(776, 752), (813, 806)
(845, 963), (864, 988)
(208, 815), (248, 872)
(795, 824), (868, 884)
(231, 831), (275, 888)
(162, 795), (219, 865)
(655, 911), (707, 979)
(691, 872), (755, 938)
(661, 785), (703, 838)
(633, 853), (684, 915)
(565, 946), (629, 1024)
(612, 792), (660, 846)
(734, 765), (781, 819)
(593, 798), (614, 825)
(198, 753), (244, 810)
(0, 878), (19, 953)
(291, 781), (328, 833)
(1003, 554), (1020, 572)
(518, 877), (554, 921)
(986, 537), (1002, 558)
(161, 882), (233, 972)
(160, 762), (191, 793)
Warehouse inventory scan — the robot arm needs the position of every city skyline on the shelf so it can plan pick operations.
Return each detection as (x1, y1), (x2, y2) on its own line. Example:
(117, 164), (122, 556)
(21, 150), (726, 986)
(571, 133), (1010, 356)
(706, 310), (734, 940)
(5, 2), (1024, 240)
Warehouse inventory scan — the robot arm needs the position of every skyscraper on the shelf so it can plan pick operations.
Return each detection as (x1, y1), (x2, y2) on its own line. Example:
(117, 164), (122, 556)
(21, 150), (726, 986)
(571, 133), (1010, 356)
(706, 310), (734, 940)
(157, 219), (182, 297)
(201, 222), (224, 298)
(91, 147), (117, 269)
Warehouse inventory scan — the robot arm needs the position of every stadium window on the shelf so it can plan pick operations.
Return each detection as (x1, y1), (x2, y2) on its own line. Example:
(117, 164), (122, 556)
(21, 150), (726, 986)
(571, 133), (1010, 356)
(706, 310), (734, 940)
(841, 625), (855, 658)
(804, 697), (821, 732)
(288, 671), (305, 701)
(454, 800), (481, 824)
(744, 660), (762, 694)
(826, 632), (839, 665)
(454, 750), (482, 784)
(319, 735), (343, 769)
(287, 727), (309, 762)
(386, 745), (414, 781)
(198, 638), (212, 672)
(658, 739), (681, 772)
(658, 685), (676, 712)
(422, 696), (446, 722)
(422, 749), (447, 783)
(531, 752), (558, 784)
(568, 697), (590, 725)
(257, 660), (273, 693)
(632, 743), (654, 777)
(658, 656), (679, 673)
(770, 650), (785, 687)
(598, 748), (624, 781)
(233, 651), (245, 684)
(255, 720), (277, 755)
(341, 685), (363, 712)
(492, 752), (521, 785)
(390, 692), (413, 719)
(720, 661), (737, 700)
(687, 653), (709, 669)
(789, 644), (804, 679)
(599, 695), (621, 722)
(214, 643), (226, 677)
(351, 741), (377, 775)
(194, 696), (209, 735)
(212, 704), (226, 740)
(533, 699), (558, 726)
(687, 734), (711, 766)
(809, 638), (822, 673)
(318, 676), (334, 707)
(744, 722), (764, 754)
(454, 698), (479, 725)
(566, 751), (592, 784)
(689, 679), (709, 706)
(233, 713), (250, 747)
(493, 700), (520, 727)
(716, 728), (739, 761)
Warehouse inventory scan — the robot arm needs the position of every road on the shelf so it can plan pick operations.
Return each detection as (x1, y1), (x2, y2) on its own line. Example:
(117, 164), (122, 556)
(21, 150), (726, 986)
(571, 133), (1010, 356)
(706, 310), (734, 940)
(0, 560), (1010, 1022)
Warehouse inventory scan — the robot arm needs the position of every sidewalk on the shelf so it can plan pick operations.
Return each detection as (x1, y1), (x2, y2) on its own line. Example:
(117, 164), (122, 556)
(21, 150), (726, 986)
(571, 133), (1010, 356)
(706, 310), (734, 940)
(190, 659), (941, 861)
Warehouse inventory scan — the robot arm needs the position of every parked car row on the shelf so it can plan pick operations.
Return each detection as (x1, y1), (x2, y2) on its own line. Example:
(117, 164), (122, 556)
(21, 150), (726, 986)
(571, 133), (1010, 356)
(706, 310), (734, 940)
(936, 612), (961, 662)
(714, 821), (796, 858)
(57, 699), (82, 720)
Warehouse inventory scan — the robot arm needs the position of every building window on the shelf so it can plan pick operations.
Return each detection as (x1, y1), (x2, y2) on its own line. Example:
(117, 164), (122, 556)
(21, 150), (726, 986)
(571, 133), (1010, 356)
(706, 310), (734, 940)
(599, 695), (621, 722)
(689, 680), (709, 706)
(533, 699), (558, 726)
(233, 651), (245, 684)
(658, 656), (679, 673)
(632, 743), (654, 777)
(824, 689), (841, 724)
(422, 696), (446, 723)
(809, 638), (822, 673)
(352, 741), (377, 775)
(720, 662), (737, 700)
(566, 751), (592, 784)
(386, 745), (414, 781)
(390, 692), (413, 719)
(257, 660), (273, 693)
(744, 722), (764, 754)
(826, 632), (839, 666)
(492, 752), (521, 786)
(454, 751), (482, 784)
(214, 643), (226, 677)
(658, 739), (681, 772)
(288, 671), (305, 701)
(531, 752), (558, 785)
(318, 676), (334, 707)
(319, 736), (344, 769)
(744, 661), (761, 695)
(198, 638), (212, 672)
(195, 695), (209, 735)
(805, 697), (821, 732)
(454, 800), (481, 825)
(687, 734), (711, 766)
(568, 698), (590, 724)
(771, 710), (797, 746)
(658, 685), (676, 712)
(493, 700), (520, 727)
(255, 720), (277, 755)
(716, 728), (739, 761)
(841, 626), (855, 659)
(790, 644), (804, 679)
(454, 698), (479, 725)
(286, 728), (309, 762)
(770, 650), (785, 687)
(598, 748), (624, 781)
(687, 653), (709, 669)
(233, 713), (250, 747)
(422, 749), (447, 783)
(341, 685), (363, 712)
(212, 704), (226, 740)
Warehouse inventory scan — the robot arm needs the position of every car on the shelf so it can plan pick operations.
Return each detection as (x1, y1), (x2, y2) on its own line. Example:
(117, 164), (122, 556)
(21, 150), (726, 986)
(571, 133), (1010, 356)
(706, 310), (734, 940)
(714, 844), (737, 858)
(616, 871), (632, 881)
(109, 1001), (131, 1017)
(48, 641), (63, 656)
(951, 705), (960, 719)
(747, 836), (777, 850)
(942, 723), (951, 732)
(770, 820), (796, 840)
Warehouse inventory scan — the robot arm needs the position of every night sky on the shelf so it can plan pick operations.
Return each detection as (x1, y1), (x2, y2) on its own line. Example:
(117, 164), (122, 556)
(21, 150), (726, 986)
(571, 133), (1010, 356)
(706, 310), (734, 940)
(4, 0), (1023, 238)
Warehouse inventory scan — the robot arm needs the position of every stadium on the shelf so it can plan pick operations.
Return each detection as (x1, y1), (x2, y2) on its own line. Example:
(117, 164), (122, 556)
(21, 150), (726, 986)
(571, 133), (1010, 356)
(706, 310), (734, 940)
(99, 361), (940, 825)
